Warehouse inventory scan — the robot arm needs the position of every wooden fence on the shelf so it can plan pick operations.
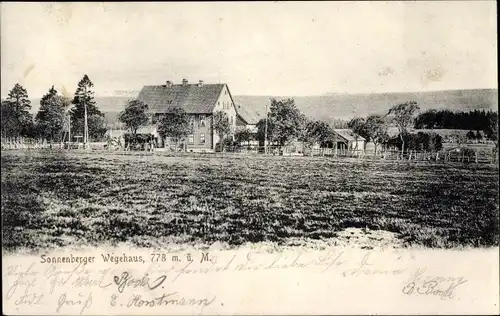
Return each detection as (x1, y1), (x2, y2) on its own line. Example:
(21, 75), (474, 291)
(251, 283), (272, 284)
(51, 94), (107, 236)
(2, 139), (498, 165)
(303, 148), (498, 164)
(1, 138), (108, 150)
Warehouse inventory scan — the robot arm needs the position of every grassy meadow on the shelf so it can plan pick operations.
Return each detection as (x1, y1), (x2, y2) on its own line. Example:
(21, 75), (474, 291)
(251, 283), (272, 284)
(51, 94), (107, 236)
(1, 150), (498, 251)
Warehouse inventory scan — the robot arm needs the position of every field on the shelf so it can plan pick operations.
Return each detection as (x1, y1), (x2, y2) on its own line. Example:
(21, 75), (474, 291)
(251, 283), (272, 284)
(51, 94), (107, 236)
(1, 150), (499, 252)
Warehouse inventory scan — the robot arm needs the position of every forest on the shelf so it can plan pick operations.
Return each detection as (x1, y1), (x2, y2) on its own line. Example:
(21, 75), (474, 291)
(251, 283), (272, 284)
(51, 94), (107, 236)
(414, 109), (498, 139)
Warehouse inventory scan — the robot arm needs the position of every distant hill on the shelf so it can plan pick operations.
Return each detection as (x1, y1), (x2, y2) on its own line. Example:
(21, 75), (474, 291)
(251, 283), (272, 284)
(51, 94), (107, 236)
(29, 89), (497, 126)
(233, 89), (498, 124)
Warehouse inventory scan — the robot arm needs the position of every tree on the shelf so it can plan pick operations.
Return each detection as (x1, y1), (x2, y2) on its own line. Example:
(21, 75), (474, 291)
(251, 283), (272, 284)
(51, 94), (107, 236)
(234, 126), (253, 147)
(466, 130), (476, 140)
(1, 83), (34, 140)
(70, 75), (107, 141)
(119, 100), (149, 142)
(428, 132), (443, 151)
(87, 115), (108, 142)
(347, 117), (370, 150)
(35, 86), (69, 142)
(485, 112), (498, 141)
(388, 131), (442, 152)
(475, 130), (483, 141)
(303, 120), (335, 148)
(213, 110), (232, 151)
(256, 118), (273, 145)
(387, 101), (420, 156)
(364, 115), (389, 156)
(266, 98), (305, 149)
(414, 109), (438, 129)
(1, 100), (16, 139)
(156, 107), (192, 151)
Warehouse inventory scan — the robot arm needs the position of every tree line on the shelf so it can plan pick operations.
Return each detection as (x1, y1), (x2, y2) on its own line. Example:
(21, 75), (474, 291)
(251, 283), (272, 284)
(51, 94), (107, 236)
(415, 109), (498, 140)
(1, 75), (107, 143)
(2, 77), (497, 153)
(119, 97), (498, 154)
(248, 99), (426, 155)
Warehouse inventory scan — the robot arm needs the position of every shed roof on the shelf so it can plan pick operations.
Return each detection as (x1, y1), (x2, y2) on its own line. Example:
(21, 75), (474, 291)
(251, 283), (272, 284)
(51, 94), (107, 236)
(333, 129), (366, 141)
(136, 83), (226, 114)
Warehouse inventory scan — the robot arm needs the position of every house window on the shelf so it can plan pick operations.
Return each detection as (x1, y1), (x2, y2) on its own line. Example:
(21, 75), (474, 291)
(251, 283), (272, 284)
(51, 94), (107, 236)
(200, 115), (206, 127)
(200, 133), (205, 144)
(230, 116), (233, 125)
(188, 134), (194, 144)
(189, 116), (195, 129)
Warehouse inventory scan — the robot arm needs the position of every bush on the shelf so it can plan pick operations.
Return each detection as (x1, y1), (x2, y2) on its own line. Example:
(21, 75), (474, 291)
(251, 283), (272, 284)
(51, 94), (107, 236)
(388, 132), (443, 152)
(215, 138), (236, 152)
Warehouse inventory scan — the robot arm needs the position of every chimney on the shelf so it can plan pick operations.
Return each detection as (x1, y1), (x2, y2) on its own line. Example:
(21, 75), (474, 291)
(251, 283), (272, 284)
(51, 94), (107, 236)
(197, 80), (204, 87)
(182, 79), (188, 86)
(166, 80), (173, 87)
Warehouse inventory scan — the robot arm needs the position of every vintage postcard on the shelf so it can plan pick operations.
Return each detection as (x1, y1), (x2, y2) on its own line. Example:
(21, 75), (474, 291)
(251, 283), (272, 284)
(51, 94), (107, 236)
(1, 1), (498, 315)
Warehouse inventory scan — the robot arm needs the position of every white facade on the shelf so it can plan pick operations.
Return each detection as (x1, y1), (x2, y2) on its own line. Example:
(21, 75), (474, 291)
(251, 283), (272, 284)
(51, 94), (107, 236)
(212, 85), (237, 147)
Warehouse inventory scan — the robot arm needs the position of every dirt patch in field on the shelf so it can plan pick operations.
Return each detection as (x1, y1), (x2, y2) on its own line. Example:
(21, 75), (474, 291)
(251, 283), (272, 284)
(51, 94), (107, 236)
(280, 228), (404, 250)
(335, 228), (404, 249)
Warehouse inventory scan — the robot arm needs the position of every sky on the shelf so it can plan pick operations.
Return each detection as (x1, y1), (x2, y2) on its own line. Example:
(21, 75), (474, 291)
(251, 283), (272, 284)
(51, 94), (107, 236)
(1, 2), (497, 98)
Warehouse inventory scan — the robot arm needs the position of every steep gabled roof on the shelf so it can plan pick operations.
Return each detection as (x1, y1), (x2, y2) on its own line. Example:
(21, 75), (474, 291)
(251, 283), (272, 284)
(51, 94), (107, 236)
(333, 129), (366, 141)
(137, 84), (226, 114)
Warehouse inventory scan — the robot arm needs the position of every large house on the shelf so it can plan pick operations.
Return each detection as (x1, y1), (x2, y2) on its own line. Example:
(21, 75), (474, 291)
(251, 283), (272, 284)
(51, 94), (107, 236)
(136, 79), (237, 152)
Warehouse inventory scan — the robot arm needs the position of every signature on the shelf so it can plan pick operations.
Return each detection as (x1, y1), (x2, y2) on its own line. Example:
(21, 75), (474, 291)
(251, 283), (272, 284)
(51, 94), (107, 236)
(402, 267), (467, 300)
(113, 272), (167, 293)
(126, 292), (216, 308)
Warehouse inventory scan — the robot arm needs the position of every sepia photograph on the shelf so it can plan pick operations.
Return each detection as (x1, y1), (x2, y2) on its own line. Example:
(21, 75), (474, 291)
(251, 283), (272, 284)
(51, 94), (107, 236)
(1, 1), (498, 315)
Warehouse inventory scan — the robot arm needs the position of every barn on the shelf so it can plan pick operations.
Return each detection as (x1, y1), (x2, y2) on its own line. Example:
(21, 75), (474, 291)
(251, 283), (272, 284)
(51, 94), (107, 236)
(332, 129), (365, 151)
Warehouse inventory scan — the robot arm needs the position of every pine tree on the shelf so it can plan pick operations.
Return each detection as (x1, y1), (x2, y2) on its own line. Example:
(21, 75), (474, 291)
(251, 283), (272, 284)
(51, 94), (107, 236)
(35, 86), (68, 142)
(70, 75), (106, 141)
(1, 83), (34, 139)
